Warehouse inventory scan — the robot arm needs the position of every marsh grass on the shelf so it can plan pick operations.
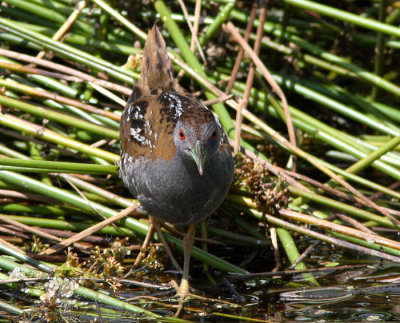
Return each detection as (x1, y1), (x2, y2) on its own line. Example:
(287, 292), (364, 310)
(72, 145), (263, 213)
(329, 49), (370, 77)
(0, 0), (399, 321)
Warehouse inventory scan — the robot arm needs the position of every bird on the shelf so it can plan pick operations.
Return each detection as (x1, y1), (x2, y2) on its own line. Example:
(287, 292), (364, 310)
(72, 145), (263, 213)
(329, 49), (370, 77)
(119, 25), (234, 299)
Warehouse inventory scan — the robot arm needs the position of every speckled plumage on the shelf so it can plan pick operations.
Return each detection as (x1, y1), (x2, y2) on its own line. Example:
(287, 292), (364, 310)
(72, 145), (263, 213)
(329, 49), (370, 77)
(119, 25), (234, 226)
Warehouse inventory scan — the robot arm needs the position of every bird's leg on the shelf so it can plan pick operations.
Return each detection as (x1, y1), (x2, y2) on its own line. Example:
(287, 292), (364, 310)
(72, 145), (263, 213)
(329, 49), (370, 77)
(126, 216), (182, 278)
(133, 217), (155, 268)
(175, 223), (196, 317)
(152, 217), (182, 272)
(177, 223), (197, 298)
(124, 217), (155, 278)
(132, 216), (181, 271)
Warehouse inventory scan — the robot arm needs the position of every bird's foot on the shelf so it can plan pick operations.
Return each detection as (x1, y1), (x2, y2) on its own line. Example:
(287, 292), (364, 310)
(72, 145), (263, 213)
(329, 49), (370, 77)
(177, 277), (190, 299)
(175, 281), (189, 317)
(169, 279), (191, 299)
(168, 279), (191, 317)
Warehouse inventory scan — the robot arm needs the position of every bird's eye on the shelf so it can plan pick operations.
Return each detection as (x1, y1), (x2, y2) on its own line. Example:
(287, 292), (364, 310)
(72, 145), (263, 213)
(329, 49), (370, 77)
(179, 129), (186, 140)
(211, 130), (217, 139)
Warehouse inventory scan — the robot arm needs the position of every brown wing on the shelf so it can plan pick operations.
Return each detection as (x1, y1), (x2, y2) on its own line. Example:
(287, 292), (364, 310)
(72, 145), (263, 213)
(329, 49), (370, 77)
(121, 25), (213, 162)
(121, 91), (211, 161)
(121, 95), (175, 161)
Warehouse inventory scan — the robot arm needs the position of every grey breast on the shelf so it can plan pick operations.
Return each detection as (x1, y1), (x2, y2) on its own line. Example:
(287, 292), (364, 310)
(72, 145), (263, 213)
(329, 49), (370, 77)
(126, 148), (233, 225)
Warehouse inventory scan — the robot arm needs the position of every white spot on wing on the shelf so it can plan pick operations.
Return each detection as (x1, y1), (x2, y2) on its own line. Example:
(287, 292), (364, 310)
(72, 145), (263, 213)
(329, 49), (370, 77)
(130, 127), (144, 142)
(126, 106), (133, 121)
(128, 104), (144, 121)
(130, 121), (155, 150)
(162, 92), (184, 118)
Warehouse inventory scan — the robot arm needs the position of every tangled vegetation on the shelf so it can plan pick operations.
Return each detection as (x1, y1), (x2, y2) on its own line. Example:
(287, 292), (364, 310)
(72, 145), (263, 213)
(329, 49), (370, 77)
(0, 0), (399, 321)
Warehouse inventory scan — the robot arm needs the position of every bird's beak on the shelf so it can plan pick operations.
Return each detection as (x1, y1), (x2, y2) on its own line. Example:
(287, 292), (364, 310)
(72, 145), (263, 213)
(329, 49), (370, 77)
(191, 141), (207, 176)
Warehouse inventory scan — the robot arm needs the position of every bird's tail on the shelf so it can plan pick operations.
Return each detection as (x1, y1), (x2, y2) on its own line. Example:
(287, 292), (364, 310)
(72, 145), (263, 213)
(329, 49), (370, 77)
(131, 25), (178, 102)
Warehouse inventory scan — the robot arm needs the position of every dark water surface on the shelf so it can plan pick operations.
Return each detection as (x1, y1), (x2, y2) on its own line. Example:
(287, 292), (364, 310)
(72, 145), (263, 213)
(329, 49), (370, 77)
(2, 243), (400, 322)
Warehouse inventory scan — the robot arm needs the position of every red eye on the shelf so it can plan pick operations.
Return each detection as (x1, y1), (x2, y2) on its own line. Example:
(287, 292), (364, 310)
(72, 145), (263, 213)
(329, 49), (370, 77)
(179, 129), (186, 140)
(211, 130), (217, 139)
